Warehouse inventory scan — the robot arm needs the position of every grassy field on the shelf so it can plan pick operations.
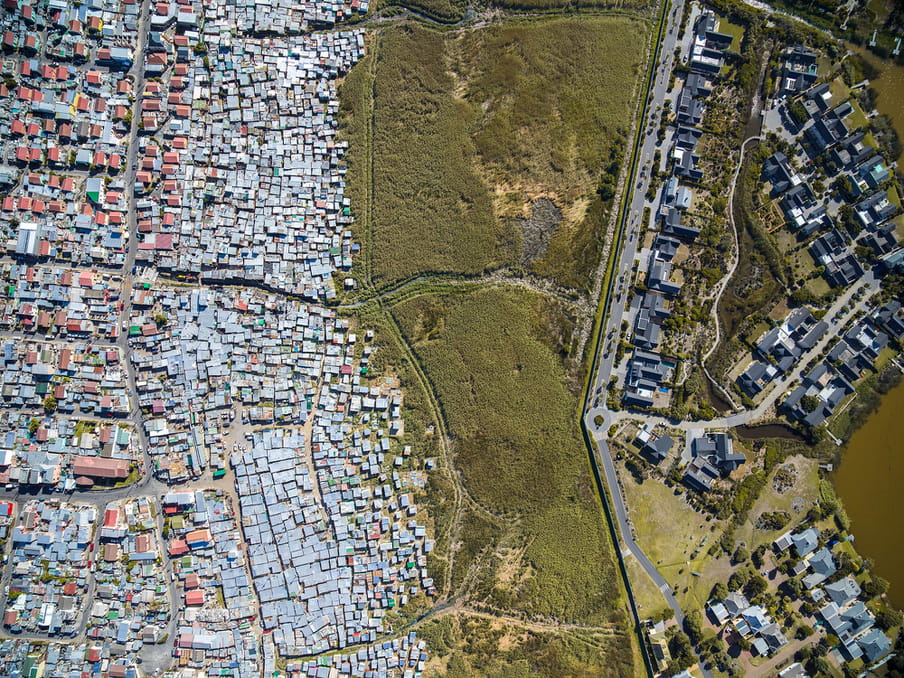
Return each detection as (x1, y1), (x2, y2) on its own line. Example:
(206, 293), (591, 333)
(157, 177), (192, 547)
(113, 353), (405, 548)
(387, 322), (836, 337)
(617, 464), (733, 611)
(339, 19), (649, 292)
(623, 553), (669, 620)
(489, 0), (654, 11)
(454, 18), (647, 289)
(373, 0), (469, 21)
(376, 0), (657, 22)
(733, 455), (820, 552)
(418, 613), (636, 678)
(365, 27), (511, 287)
(392, 286), (624, 624)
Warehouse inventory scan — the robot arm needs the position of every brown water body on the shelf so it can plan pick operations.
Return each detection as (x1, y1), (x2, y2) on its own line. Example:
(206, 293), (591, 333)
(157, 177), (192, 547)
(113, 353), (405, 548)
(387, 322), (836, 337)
(833, 378), (904, 609)
(858, 50), (904, 164)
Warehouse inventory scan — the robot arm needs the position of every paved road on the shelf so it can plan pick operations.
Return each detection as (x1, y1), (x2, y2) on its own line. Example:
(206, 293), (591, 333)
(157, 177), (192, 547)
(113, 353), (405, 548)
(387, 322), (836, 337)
(579, 3), (719, 676)
(580, 6), (884, 670)
(588, 271), (880, 432)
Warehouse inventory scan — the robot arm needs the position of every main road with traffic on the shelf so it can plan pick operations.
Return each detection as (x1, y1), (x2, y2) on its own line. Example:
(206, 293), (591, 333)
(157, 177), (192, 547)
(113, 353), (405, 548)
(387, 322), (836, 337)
(580, 1), (709, 674)
(579, 1), (884, 675)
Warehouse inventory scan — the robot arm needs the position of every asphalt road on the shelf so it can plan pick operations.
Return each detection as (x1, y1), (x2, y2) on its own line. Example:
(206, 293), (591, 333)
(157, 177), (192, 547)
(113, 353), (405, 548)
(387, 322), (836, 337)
(580, 5), (883, 675)
(580, 3), (714, 674)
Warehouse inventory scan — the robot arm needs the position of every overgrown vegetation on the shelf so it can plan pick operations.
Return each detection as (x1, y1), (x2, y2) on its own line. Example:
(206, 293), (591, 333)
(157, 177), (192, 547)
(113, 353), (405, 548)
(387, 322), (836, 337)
(453, 18), (646, 289)
(417, 614), (635, 677)
(829, 364), (902, 442)
(708, 142), (788, 380)
(369, 27), (507, 286)
(378, 0), (656, 23)
(393, 287), (623, 623)
(340, 19), (648, 292)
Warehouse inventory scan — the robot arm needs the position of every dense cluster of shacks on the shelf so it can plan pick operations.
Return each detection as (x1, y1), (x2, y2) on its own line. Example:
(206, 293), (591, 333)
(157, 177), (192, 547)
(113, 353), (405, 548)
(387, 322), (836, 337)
(163, 489), (262, 676)
(0, 413), (139, 489)
(234, 395), (434, 656)
(130, 0), (364, 299)
(87, 497), (170, 665)
(290, 632), (429, 678)
(623, 10), (733, 409)
(6, 499), (96, 635)
(127, 286), (343, 481)
(0, 263), (122, 338)
(0, 0), (140, 267)
(0, 339), (128, 413)
(0, 0), (440, 669)
(0, 638), (143, 678)
(0, 637), (146, 678)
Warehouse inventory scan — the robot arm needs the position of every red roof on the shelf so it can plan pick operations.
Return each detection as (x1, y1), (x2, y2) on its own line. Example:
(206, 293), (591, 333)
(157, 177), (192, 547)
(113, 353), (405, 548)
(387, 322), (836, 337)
(71, 456), (129, 479)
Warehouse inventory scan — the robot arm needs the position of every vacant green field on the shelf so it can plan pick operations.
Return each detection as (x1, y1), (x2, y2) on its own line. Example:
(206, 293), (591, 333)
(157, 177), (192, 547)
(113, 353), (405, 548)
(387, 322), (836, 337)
(338, 26), (511, 290)
(340, 19), (649, 291)
(454, 18), (646, 289)
(418, 613), (635, 678)
(489, 0), (653, 9)
(375, 0), (655, 22)
(374, 0), (469, 21)
(393, 286), (623, 624)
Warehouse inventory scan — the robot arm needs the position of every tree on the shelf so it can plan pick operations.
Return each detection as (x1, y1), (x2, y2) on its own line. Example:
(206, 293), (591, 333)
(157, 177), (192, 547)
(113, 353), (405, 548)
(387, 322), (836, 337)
(796, 624), (814, 640)
(751, 544), (768, 569)
(732, 545), (750, 565)
(788, 99), (809, 125)
(862, 576), (890, 599)
(790, 287), (817, 306)
(668, 631), (695, 671)
(154, 313), (169, 328)
(876, 608), (903, 631)
(795, 645), (813, 663)
(781, 577), (804, 599)
(699, 630), (721, 657)
(799, 394), (821, 413)
(744, 573), (768, 600)
(684, 610), (704, 645)
(728, 569), (750, 591)
(711, 582), (729, 602)
(28, 417), (40, 436)
(43, 395), (57, 413)
(806, 656), (832, 677)
(597, 178), (615, 202)
(838, 203), (860, 237)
